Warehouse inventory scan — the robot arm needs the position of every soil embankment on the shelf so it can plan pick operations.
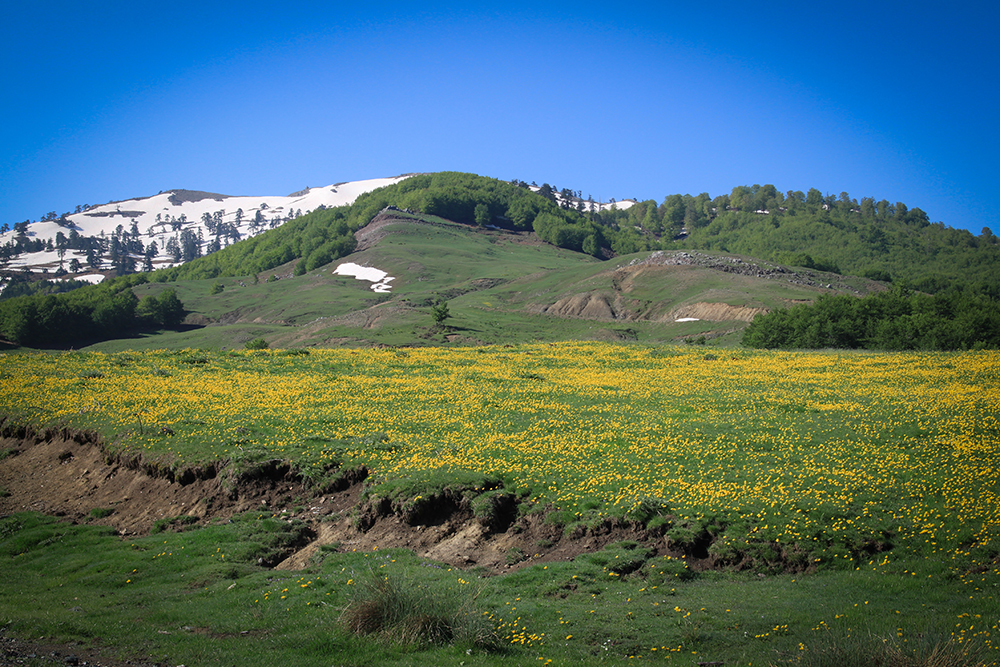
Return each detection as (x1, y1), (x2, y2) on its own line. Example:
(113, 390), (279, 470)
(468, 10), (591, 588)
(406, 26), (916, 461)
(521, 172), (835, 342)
(0, 426), (661, 575)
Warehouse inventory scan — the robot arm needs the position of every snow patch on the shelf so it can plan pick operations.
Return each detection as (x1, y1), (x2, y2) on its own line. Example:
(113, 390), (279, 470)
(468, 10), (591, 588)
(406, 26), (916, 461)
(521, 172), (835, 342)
(334, 262), (394, 293)
(675, 317), (700, 322)
(65, 274), (105, 285)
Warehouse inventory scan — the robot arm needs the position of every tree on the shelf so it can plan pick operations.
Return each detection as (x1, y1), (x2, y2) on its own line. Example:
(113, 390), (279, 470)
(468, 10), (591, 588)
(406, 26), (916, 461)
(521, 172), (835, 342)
(431, 300), (451, 326)
(474, 203), (490, 227)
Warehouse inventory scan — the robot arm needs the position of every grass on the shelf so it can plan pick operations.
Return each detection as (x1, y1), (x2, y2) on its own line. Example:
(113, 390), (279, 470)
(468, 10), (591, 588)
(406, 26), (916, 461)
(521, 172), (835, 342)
(340, 570), (500, 651)
(0, 510), (996, 665)
(0, 343), (998, 664)
(79, 221), (869, 351)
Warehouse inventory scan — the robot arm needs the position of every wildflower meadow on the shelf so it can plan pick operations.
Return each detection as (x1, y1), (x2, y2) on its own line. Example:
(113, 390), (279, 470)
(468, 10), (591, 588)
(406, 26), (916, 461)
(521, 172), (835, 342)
(1, 343), (997, 665)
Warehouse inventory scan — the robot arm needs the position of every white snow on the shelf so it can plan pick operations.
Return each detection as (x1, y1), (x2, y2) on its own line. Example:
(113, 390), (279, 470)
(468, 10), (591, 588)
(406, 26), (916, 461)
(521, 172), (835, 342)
(526, 186), (636, 212)
(333, 262), (394, 293)
(2, 175), (639, 282)
(1, 176), (414, 276)
(63, 273), (105, 284)
(675, 317), (700, 322)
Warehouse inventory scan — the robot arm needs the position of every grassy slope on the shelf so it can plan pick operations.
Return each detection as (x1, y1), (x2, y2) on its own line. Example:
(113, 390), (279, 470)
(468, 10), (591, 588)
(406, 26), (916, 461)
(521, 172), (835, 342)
(89, 217), (881, 352)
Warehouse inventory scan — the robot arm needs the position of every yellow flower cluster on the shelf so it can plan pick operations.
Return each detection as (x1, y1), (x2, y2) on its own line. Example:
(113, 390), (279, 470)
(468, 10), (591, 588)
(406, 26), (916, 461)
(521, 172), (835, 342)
(2, 344), (998, 557)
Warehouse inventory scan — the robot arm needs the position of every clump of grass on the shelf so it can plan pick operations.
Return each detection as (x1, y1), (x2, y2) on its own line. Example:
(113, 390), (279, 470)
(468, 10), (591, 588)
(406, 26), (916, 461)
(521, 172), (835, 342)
(471, 490), (517, 532)
(584, 541), (655, 575)
(89, 507), (114, 519)
(0, 487), (9, 498)
(340, 572), (500, 651)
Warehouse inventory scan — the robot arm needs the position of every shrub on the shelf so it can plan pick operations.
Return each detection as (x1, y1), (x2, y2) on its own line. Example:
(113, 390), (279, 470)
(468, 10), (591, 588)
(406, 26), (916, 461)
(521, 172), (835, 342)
(245, 337), (269, 350)
(89, 507), (114, 519)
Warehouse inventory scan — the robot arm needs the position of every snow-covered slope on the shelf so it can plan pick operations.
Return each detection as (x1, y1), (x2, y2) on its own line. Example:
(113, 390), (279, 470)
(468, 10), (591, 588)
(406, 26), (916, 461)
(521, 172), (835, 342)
(0, 176), (413, 282)
(1, 174), (635, 288)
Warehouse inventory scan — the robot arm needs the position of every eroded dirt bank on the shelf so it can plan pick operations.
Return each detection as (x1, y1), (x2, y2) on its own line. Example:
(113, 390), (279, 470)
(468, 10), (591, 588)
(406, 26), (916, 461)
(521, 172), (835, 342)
(0, 423), (725, 578)
(1, 421), (827, 579)
(0, 432), (663, 575)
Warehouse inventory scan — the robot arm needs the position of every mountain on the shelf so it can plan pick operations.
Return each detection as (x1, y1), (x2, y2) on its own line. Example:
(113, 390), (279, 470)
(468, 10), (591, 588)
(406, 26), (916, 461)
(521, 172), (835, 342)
(1, 171), (995, 351)
(0, 176), (414, 284)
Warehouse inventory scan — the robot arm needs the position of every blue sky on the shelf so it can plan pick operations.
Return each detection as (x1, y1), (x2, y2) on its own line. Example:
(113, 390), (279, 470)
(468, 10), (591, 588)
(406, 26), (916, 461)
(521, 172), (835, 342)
(2, 1), (997, 234)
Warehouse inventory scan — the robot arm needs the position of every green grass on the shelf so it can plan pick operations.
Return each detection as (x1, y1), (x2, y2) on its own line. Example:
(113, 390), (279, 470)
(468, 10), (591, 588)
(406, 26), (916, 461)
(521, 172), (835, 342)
(84, 221), (872, 351)
(1, 344), (997, 664)
(0, 512), (995, 666)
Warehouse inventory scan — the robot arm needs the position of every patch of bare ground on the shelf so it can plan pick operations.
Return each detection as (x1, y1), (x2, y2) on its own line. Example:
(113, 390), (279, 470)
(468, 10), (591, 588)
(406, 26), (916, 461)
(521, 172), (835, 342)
(668, 301), (767, 322)
(1, 420), (815, 580)
(0, 629), (164, 667)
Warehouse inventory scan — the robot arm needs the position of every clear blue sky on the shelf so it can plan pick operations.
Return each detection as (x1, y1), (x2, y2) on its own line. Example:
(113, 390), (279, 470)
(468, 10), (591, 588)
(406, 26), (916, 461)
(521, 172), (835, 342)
(2, 1), (997, 234)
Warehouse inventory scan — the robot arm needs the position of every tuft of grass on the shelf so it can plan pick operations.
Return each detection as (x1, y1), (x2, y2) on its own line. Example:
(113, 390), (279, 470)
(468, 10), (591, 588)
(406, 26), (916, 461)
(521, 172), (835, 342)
(340, 571), (500, 651)
(88, 507), (114, 519)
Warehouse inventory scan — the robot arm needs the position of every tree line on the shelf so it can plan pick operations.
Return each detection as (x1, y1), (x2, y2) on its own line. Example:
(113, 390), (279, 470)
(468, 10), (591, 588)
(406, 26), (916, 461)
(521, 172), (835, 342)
(586, 184), (998, 292)
(742, 282), (1000, 350)
(0, 275), (184, 347)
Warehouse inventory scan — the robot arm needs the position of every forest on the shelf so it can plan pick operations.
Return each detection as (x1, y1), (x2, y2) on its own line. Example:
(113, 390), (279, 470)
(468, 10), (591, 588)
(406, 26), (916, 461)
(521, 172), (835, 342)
(591, 184), (999, 292)
(742, 281), (1000, 350)
(0, 275), (184, 346)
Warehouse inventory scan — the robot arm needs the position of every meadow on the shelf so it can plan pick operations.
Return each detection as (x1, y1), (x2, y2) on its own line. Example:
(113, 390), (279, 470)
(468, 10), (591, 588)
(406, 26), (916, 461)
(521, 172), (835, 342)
(1, 343), (998, 665)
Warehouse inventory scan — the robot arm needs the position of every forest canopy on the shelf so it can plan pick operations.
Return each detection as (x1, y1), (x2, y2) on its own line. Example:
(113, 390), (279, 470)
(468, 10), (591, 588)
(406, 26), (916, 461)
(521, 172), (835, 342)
(742, 282), (1000, 350)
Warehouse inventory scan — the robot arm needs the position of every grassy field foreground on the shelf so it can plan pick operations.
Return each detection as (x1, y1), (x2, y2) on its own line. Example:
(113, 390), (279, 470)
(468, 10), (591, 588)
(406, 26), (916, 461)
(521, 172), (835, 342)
(1, 343), (998, 665)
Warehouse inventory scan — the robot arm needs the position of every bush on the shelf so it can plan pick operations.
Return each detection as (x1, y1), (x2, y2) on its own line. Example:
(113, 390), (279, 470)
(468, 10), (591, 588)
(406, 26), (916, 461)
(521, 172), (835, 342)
(245, 338), (269, 350)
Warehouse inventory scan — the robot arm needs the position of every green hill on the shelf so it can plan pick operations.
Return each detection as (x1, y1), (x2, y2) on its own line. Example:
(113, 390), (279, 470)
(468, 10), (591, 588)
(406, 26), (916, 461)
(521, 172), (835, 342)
(91, 212), (879, 351)
(2, 172), (996, 351)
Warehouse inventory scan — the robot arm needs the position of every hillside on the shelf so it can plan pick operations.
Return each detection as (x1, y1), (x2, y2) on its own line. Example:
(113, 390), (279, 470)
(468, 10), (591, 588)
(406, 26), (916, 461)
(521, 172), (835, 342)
(1, 171), (995, 350)
(0, 176), (414, 283)
(76, 210), (879, 351)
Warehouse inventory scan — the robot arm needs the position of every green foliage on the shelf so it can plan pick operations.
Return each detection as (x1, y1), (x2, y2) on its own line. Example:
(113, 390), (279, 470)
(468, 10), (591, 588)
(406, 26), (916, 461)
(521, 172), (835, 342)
(430, 300), (450, 325)
(0, 274), (186, 347)
(0, 276), (92, 301)
(136, 288), (185, 329)
(244, 337), (269, 350)
(88, 507), (114, 519)
(743, 282), (1000, 350)
(671, 185), (999, 292)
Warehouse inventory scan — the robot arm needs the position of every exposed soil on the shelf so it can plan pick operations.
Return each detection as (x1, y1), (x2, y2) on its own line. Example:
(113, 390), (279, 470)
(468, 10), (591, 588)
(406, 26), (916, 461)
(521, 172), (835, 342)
(1, 419), (834, 577)
(0, 426), (668, 574)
